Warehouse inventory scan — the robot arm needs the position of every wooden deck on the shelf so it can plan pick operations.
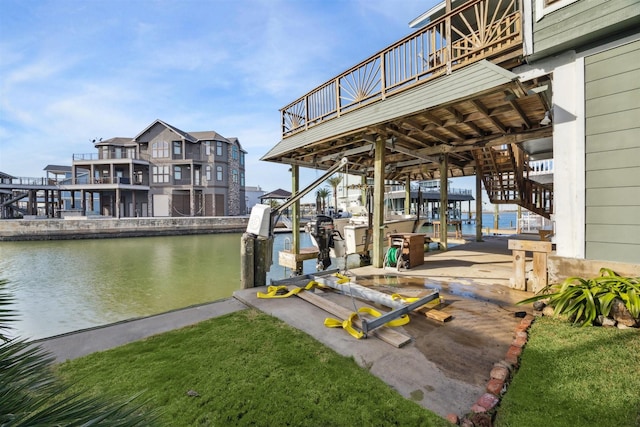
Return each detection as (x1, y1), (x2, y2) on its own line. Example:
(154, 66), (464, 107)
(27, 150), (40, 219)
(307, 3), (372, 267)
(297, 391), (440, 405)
(280, 0), (523, 138)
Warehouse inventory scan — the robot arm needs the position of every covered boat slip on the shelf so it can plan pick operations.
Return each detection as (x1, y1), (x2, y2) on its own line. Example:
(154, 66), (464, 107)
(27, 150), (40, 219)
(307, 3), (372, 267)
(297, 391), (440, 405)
(261, 0), (553, 267)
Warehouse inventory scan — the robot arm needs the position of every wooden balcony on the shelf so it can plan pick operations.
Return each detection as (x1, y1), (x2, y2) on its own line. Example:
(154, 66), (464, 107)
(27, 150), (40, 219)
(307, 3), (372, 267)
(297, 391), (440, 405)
(281, 0), (523, 138)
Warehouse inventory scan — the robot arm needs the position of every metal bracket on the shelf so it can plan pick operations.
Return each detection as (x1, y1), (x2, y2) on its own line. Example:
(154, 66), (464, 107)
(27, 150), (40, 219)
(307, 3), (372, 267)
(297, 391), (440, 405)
(361, 290), (439, 334)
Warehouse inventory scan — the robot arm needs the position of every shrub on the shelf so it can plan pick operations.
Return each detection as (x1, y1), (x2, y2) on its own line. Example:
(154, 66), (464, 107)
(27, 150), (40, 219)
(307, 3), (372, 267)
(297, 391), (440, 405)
(0, 279), (158, 425)
(518, 268), (640, 327)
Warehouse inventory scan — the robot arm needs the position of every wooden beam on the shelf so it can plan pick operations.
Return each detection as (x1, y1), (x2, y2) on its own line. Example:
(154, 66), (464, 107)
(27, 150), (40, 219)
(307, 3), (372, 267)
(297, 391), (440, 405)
(471, 99), (507, 133)
(294, 289), (412, 347)
(507, 98), (533, 129)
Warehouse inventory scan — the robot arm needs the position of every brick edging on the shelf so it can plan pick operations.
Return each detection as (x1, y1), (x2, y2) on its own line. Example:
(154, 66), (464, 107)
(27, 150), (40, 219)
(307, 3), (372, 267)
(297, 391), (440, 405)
(446, 314), (535, 426)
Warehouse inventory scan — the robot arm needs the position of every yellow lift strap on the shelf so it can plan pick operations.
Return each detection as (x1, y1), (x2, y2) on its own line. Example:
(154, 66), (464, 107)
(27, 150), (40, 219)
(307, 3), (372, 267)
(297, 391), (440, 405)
(324, 313), (364, 339)
(256, 280), (323, 299)
(324, 306), (410, 340)
(391, 293), (441, 305)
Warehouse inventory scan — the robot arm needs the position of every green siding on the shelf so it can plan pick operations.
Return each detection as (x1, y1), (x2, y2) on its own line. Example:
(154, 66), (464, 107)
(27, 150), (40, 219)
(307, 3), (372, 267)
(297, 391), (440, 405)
(585, 40), (640, 264)
(585, 89), (640, 118)
(532, 0), (640, 60)
(586, 129), (640, 153)
(586, 187), (640, 207)
(586, 148), (640, 171)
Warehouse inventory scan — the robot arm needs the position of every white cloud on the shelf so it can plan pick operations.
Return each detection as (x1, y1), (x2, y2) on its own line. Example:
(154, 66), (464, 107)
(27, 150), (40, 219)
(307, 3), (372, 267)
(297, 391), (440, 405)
(0, 0), (441, 192)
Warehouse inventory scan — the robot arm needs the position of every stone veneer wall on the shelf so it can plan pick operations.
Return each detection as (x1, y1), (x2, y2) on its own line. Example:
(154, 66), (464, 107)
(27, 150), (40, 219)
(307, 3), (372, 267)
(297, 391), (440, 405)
(0, 217), (249, 241)
(227, 143), (241, 215)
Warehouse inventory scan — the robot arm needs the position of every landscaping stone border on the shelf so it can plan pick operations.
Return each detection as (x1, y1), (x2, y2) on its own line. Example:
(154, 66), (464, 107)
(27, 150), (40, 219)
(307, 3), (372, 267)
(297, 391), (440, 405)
(446, 313), (535, 426)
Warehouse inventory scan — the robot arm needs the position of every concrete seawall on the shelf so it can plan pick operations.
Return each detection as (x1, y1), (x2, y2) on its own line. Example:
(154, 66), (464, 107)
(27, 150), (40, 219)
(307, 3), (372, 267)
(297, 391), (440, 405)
(0, 216), (249, 241)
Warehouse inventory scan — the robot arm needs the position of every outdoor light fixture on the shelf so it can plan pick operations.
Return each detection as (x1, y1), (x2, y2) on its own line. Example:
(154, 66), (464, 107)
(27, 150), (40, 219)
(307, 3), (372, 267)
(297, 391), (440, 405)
(540, 111), (552, 126)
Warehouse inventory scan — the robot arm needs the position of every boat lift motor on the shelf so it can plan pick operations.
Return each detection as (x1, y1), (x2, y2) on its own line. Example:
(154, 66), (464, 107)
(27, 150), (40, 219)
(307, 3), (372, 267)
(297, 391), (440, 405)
(308, 215), (336, 271)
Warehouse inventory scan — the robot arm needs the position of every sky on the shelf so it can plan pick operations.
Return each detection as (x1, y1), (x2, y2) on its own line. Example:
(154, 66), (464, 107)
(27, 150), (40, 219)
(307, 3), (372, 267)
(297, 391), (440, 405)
(0, 0), (483, 199)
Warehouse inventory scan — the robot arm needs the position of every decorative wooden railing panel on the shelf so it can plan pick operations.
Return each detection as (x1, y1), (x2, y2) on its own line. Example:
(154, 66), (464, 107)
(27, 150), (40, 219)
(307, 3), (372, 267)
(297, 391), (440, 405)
(281, 0), (522, 137)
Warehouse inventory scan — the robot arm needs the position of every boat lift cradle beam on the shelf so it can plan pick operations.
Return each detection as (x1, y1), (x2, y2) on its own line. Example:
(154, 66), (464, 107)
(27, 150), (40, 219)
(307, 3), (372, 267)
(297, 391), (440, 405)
(271, 271), (440, 337)
(312, 274), (440, 335)
(269, 157), (349, 236)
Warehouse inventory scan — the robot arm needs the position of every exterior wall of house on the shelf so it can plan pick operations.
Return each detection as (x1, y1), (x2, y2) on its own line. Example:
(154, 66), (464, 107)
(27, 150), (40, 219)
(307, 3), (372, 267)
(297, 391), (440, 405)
(211, 139), (229, 216)
(519, 0), (640, 264)
(530, 0), (640, 61)
(584, 40), (640, 264)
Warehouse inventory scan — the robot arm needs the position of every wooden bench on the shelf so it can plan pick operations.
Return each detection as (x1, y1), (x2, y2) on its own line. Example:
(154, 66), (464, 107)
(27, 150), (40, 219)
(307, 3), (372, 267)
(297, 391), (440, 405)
(508, 239), (552, 293)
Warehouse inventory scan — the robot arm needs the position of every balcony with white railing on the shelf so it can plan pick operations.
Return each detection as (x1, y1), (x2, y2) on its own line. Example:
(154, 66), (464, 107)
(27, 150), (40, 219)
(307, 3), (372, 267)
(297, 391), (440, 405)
(528, 159), (554, 176)
(280, 0), (522, 138)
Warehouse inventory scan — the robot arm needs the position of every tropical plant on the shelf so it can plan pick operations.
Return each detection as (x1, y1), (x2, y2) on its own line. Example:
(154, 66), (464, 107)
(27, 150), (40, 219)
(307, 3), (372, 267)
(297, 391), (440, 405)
(517, 268), (640, 327)
(316, 187), (331, 214)
(326, 175), (343, 214)
(0, 278), (158, 426)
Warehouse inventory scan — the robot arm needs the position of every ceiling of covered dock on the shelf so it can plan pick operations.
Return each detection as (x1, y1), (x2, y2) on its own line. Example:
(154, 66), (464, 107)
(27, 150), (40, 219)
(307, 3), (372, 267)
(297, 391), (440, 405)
(261, 60), (553, 182)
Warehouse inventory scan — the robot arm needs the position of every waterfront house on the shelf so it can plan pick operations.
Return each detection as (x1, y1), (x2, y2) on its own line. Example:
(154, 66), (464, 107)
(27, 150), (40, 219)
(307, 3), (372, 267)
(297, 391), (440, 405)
(245, 185), (267, 215)
(261, 0), (640, 273)
(68, 119), (246, 217)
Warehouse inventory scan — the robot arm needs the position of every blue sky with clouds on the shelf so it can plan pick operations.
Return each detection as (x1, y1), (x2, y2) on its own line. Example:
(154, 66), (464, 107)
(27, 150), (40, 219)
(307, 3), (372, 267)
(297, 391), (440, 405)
(0, 0), (483, 196)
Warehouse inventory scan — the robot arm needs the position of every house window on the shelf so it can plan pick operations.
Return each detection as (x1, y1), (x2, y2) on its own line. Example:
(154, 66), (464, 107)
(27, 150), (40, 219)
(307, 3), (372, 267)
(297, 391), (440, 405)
(232, 169), (238, 183)
(173, 141), (182, 156)
(174, 166), (182, 180)
(152, 141), (169, 158)
(535, 0), (578, 21)
(205, 141), (211, 156)
(240, 172), (245, 186)
(206, 165), (212, 181)
(240, 152), (245, 166)
(216, 165), (223, 181)
(152, 165), (169, 183)
(232, 146), (239, 160)
(216, 141), (223, 156)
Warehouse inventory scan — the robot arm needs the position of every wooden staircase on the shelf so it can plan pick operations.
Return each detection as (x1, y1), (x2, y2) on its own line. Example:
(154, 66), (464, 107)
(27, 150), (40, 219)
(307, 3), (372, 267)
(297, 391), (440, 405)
(474, 145), (553, 218)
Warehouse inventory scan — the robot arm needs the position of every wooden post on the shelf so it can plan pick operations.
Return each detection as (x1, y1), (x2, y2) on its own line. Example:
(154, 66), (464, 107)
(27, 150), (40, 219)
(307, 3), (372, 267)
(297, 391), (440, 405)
(240, 233), (255, 289)
(512, 249), (526, 290)
(439, 154), (448, 250)
(532, 252), (548, 293)
(115, 188), (121, 218)
(476, 173), (483, 242)
(373, 136), (385, 267)
(291, 165), (302, 274)
(254, 236), (273, 287)
(404, 175), (411, 215)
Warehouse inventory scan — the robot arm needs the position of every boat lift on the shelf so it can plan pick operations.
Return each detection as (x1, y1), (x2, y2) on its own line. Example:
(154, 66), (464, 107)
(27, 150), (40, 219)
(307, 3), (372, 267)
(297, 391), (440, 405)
(242, 158), (351, 286)
(267, 270), (440, 339)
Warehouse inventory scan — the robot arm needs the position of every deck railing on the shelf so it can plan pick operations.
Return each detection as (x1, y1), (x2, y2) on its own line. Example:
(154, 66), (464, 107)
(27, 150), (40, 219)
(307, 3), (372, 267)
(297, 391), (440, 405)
(73, 152), (146, 161)
(280, 0), (521, 137)
(0, 177), (52, 186)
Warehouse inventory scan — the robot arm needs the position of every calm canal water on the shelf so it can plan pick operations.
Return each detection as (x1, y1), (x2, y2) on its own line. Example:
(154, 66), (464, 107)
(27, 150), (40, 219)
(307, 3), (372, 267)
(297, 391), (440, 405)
(0, 232), (315, 340)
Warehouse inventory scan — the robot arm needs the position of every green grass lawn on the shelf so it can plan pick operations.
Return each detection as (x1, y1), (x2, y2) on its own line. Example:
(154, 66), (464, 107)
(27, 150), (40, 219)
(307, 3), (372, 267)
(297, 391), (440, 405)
(55, 309), (450, 426)
(495, 316), (640, 427)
